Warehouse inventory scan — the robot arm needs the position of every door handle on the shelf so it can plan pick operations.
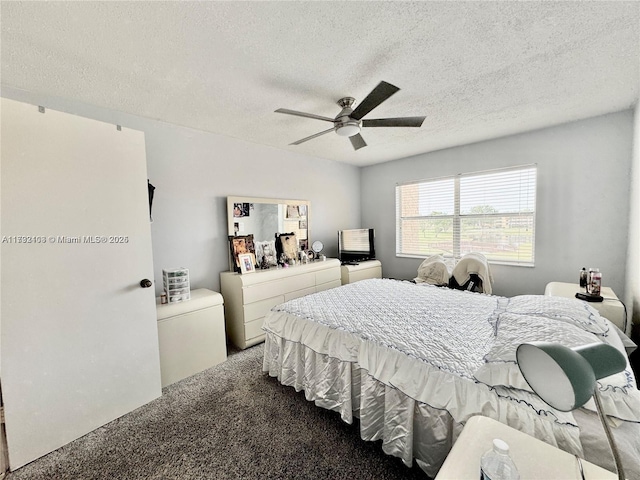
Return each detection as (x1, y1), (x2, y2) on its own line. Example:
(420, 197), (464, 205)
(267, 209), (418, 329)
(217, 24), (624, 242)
(140, 279), (152, 288)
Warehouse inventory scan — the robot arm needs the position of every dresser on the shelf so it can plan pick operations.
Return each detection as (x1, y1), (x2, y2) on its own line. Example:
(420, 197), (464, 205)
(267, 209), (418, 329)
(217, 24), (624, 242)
(156, 288), (227, 387)
(340, 260), (382, 284)
(220, 259), (341, 349)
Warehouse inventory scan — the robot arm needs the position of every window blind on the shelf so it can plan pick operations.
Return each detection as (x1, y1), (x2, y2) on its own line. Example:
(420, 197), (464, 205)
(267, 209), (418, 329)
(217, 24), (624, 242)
(396, 165), (536, 265)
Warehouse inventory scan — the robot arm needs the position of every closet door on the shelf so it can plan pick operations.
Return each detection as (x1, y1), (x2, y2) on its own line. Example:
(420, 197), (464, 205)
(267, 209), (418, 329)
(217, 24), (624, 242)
(0, 98), (161, 469)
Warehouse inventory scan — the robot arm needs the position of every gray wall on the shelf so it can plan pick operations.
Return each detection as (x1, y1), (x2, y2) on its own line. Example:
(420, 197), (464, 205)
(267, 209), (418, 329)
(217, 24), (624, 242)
(4, 86), (635, 309)
(361, 110), (635, 300)
(2, 87), (361, 296)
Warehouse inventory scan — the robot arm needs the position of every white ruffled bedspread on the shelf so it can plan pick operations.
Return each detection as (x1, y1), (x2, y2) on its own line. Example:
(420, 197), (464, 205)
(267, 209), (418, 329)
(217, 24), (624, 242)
(262, 279), (640, 478)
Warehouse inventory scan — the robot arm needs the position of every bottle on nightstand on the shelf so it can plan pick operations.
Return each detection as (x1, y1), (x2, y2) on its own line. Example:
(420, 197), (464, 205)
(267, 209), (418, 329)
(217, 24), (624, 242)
(579, 267), (588, 290)
(480, 438), (520, 480)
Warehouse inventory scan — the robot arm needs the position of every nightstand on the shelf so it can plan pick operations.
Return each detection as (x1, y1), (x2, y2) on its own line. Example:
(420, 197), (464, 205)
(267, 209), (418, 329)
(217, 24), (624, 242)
(340, 259), (382, 284)
(436, 415), (616, 479)
(156, 288), (227, 387)
(544, 281), (626, 333)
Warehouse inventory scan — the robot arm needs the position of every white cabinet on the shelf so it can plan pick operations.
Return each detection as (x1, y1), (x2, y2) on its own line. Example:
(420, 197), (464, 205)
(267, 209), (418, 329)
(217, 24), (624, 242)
(156, 289), (227, 387)
(341, 260), (382, 285)
(220, 259), (341, 349)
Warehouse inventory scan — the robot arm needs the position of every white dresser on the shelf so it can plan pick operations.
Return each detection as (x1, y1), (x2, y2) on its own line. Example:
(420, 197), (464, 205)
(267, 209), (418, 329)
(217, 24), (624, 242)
(220, 258), (342, 349)
(156, 288), (227, 387)
(340, 259), (382, 284)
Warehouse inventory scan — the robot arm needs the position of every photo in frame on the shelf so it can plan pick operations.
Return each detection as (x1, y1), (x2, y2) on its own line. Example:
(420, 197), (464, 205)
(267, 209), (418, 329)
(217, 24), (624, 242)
(228, 234), (256, 272)
(275, 232), (297, 264)
(286, 205), (300, 219)
(233, 203), (251, 218)
(238, 253), (256, 274)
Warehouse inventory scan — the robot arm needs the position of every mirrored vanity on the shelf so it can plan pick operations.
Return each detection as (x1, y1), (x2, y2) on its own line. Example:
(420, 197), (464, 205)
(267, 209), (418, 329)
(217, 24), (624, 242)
(221, 196), (341, 349)
(226, 196), (312, 271)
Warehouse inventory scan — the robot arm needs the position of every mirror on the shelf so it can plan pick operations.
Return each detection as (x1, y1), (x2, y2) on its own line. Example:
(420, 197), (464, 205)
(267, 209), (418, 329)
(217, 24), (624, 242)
(227, 196), (311, 269)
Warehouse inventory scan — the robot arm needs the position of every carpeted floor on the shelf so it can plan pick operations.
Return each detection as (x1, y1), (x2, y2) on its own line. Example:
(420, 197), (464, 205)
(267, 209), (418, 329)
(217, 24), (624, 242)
(6, 344), (431, 480)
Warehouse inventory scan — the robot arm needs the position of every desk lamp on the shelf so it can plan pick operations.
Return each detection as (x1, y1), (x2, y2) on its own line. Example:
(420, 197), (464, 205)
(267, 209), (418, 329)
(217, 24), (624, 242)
(516, 342), (627, 480)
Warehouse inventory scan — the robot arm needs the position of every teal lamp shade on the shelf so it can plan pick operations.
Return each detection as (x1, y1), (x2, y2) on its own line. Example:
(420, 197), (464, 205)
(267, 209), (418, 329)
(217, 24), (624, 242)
(516, 342), (626, 411)
(516, 341), (628, 480)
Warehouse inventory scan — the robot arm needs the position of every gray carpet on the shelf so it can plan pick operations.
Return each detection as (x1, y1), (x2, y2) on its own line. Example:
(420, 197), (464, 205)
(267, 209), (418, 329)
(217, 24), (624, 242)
(7, 344), (430, 480)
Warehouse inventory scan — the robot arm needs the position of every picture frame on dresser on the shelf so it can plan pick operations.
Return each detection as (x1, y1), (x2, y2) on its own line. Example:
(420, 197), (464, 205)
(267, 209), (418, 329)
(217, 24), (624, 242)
(275, 232), (297, 263)
(228, 234), (256, 273)
(238, 253), (255, 274)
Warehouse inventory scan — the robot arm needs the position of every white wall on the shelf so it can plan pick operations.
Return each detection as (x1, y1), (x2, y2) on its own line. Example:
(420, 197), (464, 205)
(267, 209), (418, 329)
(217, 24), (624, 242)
(1, 87), (361, 296)
(361, 110), (635, 299)
(626, 103), (640, 328)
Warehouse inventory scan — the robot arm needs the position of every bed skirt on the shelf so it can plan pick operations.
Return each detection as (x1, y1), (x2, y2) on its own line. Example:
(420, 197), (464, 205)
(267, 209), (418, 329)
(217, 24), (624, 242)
(262, 330), (640, 479)
(263, 331), (468, 477)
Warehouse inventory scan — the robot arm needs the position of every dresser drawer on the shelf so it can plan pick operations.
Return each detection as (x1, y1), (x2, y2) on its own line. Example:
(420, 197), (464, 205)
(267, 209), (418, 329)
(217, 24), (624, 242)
(245, 317), (265, 340)
(317, 279), (341, 292)
(243, 295), (285, 322)
(284, 286), (316, 302)
(316, 267), (341, 285)
(242, 272), (316, 304)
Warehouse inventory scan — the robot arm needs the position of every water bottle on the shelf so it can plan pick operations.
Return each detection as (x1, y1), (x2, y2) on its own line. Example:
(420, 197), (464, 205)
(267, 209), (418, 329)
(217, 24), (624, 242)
(480, 438), (520, 480)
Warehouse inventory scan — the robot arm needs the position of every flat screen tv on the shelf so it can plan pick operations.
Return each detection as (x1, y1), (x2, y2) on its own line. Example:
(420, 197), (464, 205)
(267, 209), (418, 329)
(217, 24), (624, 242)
(338, 228), (375, 264)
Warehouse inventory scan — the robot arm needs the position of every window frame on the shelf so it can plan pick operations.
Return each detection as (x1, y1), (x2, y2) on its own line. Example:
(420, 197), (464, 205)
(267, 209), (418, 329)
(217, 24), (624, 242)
(395, 165), (537, 267)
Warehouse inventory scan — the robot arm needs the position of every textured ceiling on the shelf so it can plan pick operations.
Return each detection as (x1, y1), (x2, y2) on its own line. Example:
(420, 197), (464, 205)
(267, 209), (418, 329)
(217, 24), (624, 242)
(2, 1), (639, 166)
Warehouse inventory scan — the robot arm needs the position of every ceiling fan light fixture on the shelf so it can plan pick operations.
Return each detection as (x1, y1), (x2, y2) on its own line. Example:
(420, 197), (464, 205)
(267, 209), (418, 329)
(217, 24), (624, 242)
(335, 122), (360, 137)
(276, 81), (425, 150)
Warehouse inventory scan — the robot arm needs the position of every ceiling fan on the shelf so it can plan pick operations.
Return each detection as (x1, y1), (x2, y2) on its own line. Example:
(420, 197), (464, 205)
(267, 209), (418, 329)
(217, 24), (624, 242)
(275, 81), (426, 151)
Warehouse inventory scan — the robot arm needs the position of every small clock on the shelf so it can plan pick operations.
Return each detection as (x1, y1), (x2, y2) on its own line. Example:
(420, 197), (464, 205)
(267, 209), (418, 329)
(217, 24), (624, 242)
(311, 240), (324, 259)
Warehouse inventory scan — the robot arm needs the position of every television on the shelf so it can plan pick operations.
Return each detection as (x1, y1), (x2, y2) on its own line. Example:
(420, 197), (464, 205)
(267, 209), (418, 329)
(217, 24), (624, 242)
(338, 228), (375, 264)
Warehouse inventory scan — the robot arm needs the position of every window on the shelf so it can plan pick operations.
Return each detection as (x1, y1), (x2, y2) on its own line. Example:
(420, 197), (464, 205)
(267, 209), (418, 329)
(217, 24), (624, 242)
(396, 165), (537, 265)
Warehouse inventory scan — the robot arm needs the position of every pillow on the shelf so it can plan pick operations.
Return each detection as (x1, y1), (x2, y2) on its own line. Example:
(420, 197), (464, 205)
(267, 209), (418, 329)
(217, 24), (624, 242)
(474, 312), (602, 390)
(474, 312), (640, 421)
(505, 295), (610, 337)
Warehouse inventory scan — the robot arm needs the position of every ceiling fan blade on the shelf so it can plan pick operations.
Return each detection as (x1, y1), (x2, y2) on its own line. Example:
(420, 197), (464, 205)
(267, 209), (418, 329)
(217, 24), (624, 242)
(290, 127), (336, 145)
(349, 133), (367, 150)
(349, 81), (400, 121)
(362, 116), (426, 128)
(275, 108), (335, 123)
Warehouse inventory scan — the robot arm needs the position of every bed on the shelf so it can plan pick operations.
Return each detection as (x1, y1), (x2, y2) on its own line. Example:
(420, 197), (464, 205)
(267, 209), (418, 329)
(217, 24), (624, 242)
(261, 278), (640, 478)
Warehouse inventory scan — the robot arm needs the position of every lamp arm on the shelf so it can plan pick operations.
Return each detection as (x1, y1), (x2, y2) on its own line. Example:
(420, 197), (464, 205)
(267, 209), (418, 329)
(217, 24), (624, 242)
(592, 388), (626, 480)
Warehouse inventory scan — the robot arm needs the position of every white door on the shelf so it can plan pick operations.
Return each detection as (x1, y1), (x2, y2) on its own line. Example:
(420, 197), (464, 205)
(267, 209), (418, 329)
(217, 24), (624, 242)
(0, 98), (161, 469)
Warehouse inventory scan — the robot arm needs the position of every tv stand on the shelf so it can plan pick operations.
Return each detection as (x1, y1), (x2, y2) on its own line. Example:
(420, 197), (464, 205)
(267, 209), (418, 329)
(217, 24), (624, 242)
(340, 260), (382, 285)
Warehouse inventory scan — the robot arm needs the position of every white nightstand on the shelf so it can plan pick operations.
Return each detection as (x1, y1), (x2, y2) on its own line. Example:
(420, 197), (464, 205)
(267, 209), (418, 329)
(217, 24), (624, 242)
(544, 281), (626, 332)
(156, 288), (227, 387)
(340, 259), (382, 285)
(436, 415), (616, 479)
